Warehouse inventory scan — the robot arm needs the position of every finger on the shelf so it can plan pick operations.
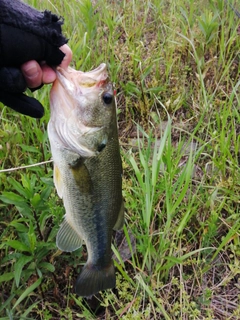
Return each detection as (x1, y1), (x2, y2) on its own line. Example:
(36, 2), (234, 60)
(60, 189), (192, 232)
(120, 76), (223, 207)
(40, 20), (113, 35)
(0, 91), (44, 118)
(41, 64), (56, 84)
(21, 61), (42, 88)
(0, 67), (26, 92)
(59, 44), (72, 69)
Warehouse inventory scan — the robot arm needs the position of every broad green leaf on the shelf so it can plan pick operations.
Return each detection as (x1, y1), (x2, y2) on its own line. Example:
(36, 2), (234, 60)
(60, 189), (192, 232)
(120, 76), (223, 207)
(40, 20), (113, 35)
(40, 185), (53, 200)
(17, 205), (34, 219)
(28, 222), (37, 253)
(21, 174), (34, 194)
(14, 255), (33, 287)
(38, 262), (55, 272)
(30, 193), (41, 207)
(9, 221), (28, 233)
(40, 177), (54, 187)
(7, 177), (29, 198)
(35, 246), (54, 261)
(0, 272), (14, 283)
(19, 144), (41, 153)
(39, 211), (51, 232)
(0, 192), (26, 207)
(6, 240), (31, 253)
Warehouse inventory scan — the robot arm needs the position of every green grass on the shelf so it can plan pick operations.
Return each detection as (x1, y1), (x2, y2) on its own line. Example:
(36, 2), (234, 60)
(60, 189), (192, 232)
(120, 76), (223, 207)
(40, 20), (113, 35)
(0, 0), (239, 319)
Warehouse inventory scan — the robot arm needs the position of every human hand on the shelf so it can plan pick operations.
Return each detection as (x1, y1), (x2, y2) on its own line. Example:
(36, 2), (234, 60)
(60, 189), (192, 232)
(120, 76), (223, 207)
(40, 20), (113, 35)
(21, 44), (72, 89)
(0, 0), (69, 118)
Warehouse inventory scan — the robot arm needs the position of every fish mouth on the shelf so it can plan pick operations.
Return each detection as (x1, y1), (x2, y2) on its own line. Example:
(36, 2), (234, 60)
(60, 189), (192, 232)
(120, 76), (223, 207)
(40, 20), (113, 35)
(55, 63), (109, 94)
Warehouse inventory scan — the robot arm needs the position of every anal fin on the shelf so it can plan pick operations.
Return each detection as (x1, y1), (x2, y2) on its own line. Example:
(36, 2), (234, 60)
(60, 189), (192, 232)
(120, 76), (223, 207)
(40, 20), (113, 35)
(56, 217), (82, 252)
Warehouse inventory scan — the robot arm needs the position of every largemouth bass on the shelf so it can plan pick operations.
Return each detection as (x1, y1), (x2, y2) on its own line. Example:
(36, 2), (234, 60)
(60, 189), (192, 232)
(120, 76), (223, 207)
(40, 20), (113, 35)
(48, 63), (124, 297)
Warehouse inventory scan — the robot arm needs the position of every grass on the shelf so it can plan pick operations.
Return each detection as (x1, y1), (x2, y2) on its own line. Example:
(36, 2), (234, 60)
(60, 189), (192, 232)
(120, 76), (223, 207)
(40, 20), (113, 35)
(0, 0), (239, 319)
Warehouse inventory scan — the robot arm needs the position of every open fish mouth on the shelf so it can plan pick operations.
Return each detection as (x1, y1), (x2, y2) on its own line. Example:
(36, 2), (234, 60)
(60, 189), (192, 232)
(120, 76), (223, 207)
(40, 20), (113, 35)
(55, 63), (109, 94)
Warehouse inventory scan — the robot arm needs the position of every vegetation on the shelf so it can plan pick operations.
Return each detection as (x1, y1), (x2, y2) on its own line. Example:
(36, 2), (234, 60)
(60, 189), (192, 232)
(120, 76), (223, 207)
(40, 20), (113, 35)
(0, 0), (239, 319)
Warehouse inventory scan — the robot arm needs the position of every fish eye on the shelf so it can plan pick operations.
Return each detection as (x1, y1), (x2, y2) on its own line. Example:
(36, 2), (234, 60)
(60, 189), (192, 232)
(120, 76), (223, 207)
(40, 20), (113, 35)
(102, 92), (113, 105)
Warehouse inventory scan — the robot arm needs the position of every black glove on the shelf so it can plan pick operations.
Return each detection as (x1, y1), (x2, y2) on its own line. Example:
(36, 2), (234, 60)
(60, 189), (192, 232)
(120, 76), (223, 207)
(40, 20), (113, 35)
(0, 0), (67, 118)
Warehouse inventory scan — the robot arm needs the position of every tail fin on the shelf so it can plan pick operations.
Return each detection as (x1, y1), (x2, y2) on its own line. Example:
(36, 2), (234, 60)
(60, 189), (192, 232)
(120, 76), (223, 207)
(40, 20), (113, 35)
(75, 261), (116, 297)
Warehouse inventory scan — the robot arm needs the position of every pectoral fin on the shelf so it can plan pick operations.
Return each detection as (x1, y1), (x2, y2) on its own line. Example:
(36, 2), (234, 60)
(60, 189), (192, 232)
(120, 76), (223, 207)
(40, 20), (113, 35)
(56, 217), (83, 252)
(113, 201), (124, 230)
(54, 164), (64, 198)
(70, 158), (92, 194)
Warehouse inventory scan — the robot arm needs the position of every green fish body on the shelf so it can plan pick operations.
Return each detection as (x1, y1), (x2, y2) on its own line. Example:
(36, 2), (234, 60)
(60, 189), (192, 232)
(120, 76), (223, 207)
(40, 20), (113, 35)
(48, 64), (124, 297)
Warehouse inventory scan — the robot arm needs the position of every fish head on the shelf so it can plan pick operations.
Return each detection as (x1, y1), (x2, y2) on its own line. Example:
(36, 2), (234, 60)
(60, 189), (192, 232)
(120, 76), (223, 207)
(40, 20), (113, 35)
(49, 63), (117, 157)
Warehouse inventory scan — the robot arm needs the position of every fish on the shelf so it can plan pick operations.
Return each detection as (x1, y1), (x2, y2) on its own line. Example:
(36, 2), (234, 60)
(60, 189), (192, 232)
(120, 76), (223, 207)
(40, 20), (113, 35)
(47, 63), (124, 297)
